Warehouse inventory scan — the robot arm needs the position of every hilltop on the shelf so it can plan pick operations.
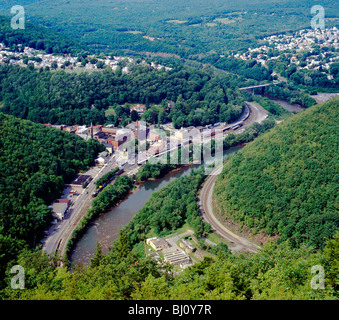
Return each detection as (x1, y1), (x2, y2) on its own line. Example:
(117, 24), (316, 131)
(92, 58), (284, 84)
(0, 15), (86, 55)
(214, 97), (339, 249)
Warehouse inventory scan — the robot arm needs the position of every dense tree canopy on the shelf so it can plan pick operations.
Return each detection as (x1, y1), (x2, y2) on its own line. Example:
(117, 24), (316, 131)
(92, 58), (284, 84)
(0, 64), (246, 127)
(214, 98), (339, 249)
(0, 15), (86, 55)
(125, 168), (208, 244)
(1, 231), (338, 299)
(0, 113), (104, 285)
(2, 0), (338, 57)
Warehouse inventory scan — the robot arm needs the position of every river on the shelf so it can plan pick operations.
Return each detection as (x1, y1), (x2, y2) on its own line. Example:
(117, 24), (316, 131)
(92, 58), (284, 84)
(69, 145), (243, 266)
(259, 93), (304, 113)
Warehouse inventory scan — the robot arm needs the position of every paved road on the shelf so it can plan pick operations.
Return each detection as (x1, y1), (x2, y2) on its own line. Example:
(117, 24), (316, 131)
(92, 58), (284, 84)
(43, 154), (118, 257)
(165, 231), (194, 250)
(43, 101), (267, 259)
(245, 101), (268, 125)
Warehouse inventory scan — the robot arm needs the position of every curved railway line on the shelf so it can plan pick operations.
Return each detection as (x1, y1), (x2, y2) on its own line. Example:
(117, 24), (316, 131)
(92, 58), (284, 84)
(199, 165), (260, 253)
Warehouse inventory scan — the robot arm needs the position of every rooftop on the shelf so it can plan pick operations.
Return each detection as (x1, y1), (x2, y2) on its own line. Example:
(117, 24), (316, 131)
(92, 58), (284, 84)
(50, 202), (68, 214)
(70, 174), (92, 186)
(151, 238), (169, 247)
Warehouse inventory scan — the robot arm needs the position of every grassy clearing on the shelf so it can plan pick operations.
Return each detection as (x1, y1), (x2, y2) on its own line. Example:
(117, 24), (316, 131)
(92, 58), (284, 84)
(206, 231), (231, 246)
(122, 30), (142, 34)
(104, 106), (116, 117)
(214, 17), (242, 25)
(164, 222), (193, 239)
(167, 20), (188, 24)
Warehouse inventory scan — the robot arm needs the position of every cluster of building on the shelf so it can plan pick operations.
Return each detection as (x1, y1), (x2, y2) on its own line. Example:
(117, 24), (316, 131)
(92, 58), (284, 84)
(0, 43), (172, 73)
(261, 27), (338, 52)
(146, 237), (193, 269)
(48, 174), (94, 221)
(232, 27), (339, 78)
(45, 120), (164, 163)
(179, 238), (196, 254)
(45, 118), (237, 166)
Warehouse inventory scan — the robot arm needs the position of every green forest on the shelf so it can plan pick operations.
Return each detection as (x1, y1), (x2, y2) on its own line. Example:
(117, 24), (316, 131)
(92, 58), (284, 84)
(0, 64), (247, 127)
(1, 0), (338, 57)
(0, 113), (104, 286)
(201, 54), (273, 82)
(0, 15), (86, 55)
(0, 0), (338, 302)
(1, 204), (337, 300)
(124, 168), (209, 244)
(214, 97), (339, 249)
(0, 99), (338, 299)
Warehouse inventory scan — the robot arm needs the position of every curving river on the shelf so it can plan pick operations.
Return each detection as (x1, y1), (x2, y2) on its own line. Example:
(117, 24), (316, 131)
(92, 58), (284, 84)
(69, 146), (243, 266)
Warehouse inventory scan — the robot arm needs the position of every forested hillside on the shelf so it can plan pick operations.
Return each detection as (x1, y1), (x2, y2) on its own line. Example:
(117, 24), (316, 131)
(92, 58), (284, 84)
(0, 115), (337, 298)
(0, 15), (86, 55)
(0, 64), (246, 127)
(214, 97), (339, 249)
(1, 215), (338, 299)
(0, 113), (103, 285)
(1, 0), (338, 56)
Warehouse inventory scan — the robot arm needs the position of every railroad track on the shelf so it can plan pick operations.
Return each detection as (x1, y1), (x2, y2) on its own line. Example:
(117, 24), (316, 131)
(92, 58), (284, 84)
(199, 165), (260, 253)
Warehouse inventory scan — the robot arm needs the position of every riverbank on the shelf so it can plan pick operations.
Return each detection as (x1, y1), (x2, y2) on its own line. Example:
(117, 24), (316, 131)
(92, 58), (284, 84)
(68, 117), (278, 265)
(65, 175), (134, 261)
(68, 146), (247, 266)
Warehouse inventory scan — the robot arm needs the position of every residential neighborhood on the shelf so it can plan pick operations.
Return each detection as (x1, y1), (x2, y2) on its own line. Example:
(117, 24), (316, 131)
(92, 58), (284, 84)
(232, 27), (339, 79)
(0, 42), (173, 73)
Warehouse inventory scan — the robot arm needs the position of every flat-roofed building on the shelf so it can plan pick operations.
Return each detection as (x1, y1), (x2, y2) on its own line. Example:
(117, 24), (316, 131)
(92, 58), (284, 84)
(164, 251), (191, 265)
(67, 175), (92, 188)
(147, 237), (170, 251)
(102, 127), (118, 135)
(95, 157), (105, 165)
(49, 202), (68, 220)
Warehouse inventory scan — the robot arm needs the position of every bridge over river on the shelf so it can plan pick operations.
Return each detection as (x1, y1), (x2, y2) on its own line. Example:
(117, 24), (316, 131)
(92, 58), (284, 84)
(239, 81), (281, 92)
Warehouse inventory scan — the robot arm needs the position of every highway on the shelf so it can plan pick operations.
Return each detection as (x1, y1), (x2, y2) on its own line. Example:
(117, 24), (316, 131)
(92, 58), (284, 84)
(43, 154), (119, 257)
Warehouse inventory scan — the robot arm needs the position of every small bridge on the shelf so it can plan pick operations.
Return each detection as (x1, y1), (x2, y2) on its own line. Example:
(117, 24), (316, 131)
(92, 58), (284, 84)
(239, 81), (281, 92)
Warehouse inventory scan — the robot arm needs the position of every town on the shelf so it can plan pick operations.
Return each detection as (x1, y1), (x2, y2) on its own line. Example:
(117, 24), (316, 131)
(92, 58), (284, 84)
(44, 105), (250, 169)
(232, 27), (338, 79)
(0, 42), (173, 73)
(44, 100), (257, 231)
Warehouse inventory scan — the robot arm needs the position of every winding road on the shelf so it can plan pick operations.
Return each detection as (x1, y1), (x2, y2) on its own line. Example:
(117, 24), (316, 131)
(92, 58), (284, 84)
(43, 101), (268, 259)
